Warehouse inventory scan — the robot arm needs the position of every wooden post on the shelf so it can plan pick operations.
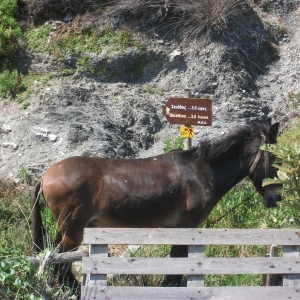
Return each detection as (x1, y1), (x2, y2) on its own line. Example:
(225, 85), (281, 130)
(184, 88), (192, 150)
(283, 245), (300, 287)
(262, 245), (280, 286)
(85, 244), (108, 286)
(187, 245), (205, 287)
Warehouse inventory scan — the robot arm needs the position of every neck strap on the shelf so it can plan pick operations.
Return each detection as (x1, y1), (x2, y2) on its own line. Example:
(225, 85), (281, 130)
(248, 134), (269, 176)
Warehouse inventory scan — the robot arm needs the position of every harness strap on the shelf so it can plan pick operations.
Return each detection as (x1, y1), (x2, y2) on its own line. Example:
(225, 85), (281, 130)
(248, 134), (269, 176)
(264, 150), (270, 178)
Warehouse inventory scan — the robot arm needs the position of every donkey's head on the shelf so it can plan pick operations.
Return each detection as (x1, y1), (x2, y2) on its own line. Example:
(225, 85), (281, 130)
(248, 119), (282, 208)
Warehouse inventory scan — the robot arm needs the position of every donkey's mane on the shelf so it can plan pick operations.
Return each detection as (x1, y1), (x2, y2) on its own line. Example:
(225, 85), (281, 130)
(183, 122), (263, 162)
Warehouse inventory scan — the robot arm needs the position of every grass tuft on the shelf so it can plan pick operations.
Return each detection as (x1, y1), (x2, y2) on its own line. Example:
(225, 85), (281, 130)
(106, 0), (249, 40)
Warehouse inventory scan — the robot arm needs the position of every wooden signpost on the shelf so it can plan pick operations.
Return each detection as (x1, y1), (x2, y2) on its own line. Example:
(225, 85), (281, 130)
(163, 97), (212, 126)
(163, 91), (212, 150)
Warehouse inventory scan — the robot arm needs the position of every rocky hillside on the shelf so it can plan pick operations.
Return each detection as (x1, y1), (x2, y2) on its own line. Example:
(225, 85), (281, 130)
(1, 0), (300, 183)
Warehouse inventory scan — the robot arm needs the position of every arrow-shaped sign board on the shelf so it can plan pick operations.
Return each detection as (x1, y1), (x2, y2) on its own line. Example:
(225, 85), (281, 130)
(163, 98), (212, 126)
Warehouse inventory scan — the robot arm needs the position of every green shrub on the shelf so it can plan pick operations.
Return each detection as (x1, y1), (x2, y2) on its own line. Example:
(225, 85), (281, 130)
(0, 258), (39, 300)
(25, 24), (52, 52)
(163, 136), (184, 153)
(0, 0), (22, 60)
(118, 29), (134, 49)
(0, 70), (26, 99)
(0, 256), (75, 299)
(263, 118), (300, 216)
(0, 69), (25, 99)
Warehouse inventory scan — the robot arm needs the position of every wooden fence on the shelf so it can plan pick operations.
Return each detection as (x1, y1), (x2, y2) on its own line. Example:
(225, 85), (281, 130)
(81, 228), (300, 300)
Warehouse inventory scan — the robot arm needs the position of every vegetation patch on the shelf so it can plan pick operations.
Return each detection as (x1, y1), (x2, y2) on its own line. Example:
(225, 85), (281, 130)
(263, 118), (300, 216)
(0, 70), (25, 99)
(0, 256), (75, 299)
(24, 20), (142, 78)
(0, 180), (72, 299)
(163, 136), (184, 153)
(287, 91), (300, 109)
(25, 24), (52, 52)
(0, 70), (53, 107)
(0, 0), (22, 64)
(25, 22), (136, 58)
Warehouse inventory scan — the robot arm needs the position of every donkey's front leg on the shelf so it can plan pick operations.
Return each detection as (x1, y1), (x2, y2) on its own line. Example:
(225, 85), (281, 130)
(161, 245), (188, 286)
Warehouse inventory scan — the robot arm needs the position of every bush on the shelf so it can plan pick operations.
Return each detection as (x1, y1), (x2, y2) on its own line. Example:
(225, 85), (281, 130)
(0, 256), (76, 299)
(163, 136), (184, 153)
(0, 70), (25, 99)
(0, 0), (22, 61)
(0, 258), (39, 300)
(263, 118), (300, 216)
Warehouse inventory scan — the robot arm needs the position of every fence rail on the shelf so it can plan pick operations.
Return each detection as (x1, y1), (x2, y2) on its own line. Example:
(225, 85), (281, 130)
(28, 249), (88, 265)
(81, 228), (300, 300)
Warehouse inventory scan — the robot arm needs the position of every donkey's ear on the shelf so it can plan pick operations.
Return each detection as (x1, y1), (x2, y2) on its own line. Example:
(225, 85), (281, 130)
(269, 122), (279, 144)
(263, 118), (272, 128)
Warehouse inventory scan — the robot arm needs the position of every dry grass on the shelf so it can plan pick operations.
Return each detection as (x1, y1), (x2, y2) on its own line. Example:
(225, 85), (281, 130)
(173, 0), (249, 39)
(106, 0), (250, 40)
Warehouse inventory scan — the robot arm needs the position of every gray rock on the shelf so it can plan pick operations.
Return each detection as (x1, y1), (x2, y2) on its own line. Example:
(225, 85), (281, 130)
(1, 124), (12, 132)
(2, 142), (19, 151)
(48, 134), (57, 142)
(31, 126), (50, 138)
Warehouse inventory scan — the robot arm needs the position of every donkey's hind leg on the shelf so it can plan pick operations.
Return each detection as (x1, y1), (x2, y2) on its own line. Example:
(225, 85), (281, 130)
(161, 245), (188, 286)
(56, 223), (85, 297)
(56, 261), (80, 295)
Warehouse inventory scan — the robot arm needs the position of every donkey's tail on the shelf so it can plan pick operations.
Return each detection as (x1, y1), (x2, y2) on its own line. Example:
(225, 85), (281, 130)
(30, 179), (45, 252)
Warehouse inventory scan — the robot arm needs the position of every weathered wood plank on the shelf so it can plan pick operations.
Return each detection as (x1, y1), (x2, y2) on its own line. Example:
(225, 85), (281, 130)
(82, 257), (300, 275)
(81, 286), (300, 300)
(83, 228), (300, 245)
(187, 245), (205, 287)
(283, 246), (300, 287)
(27, 249), (88, 265)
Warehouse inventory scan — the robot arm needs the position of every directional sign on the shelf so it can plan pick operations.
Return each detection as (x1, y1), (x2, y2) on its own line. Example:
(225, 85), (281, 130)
(163, 98), (212, 126)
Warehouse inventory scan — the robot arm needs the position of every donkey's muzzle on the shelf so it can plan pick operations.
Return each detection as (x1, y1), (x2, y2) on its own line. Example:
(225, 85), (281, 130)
(262, 194), (282, 208)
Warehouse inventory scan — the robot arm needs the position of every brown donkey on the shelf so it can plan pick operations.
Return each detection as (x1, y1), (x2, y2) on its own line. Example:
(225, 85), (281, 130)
(31, 118), (281, 292)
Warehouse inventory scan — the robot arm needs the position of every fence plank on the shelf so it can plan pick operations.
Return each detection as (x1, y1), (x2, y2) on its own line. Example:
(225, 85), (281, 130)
(81, 286), (300, 300)
(283, 246), (300, 287)
(82, 256), (300, 275)
(83, 228), (300, 245)
(187, 245), (205, 287)
(28, 249), (88, 265)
